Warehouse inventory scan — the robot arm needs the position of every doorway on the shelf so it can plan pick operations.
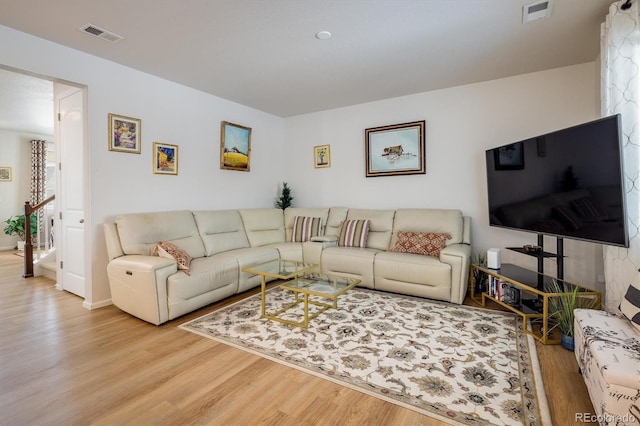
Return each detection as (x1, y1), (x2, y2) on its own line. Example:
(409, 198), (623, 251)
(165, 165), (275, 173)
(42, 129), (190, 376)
(0, 66), (87, 300)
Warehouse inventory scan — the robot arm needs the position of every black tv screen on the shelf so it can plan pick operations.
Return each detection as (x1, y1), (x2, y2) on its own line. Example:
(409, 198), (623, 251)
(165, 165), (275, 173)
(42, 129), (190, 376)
(486, 114), (628, 247)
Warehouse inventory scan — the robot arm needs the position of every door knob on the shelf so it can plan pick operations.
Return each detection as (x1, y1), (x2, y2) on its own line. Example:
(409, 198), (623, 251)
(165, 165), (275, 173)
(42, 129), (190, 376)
(79, 219), (85, 223)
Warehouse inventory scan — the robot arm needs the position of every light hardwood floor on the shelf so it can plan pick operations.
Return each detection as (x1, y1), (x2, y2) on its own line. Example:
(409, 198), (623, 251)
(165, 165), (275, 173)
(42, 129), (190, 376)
(1, 250), (596, 425)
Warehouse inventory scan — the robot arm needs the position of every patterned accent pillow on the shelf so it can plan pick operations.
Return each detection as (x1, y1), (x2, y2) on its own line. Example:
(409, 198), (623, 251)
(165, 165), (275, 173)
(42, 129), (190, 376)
(154, 241), (192, 275)
(391, 231), (452, 257)
(620, 272), (640, 332)
(338, 219), (371, 247)
(291, 216), (322, 242)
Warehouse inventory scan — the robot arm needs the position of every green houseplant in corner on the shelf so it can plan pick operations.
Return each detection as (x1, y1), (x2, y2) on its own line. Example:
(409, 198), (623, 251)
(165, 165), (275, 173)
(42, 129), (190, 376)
(3, 214), (37, 250)
(548, 279), (600, 351)
(274, 182), (293, 210)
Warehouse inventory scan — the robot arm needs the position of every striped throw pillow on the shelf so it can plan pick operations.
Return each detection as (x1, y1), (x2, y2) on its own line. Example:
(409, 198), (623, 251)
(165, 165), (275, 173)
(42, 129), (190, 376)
(291, 216), (321, 242)
(620, 272), (640, 332)
(338, 219), (370, 248)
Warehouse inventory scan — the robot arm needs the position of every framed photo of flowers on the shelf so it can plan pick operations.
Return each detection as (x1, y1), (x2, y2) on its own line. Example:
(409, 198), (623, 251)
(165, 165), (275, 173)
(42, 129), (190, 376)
(108, 113), (141, 154)
(153, 142), (178, 175)
(220, 121), (251, 172)
(314, 144), (331, 168)
(365, 120), (425, 177)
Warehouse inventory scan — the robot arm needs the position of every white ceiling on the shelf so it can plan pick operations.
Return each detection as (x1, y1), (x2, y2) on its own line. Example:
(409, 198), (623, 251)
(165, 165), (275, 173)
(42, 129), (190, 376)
(0, 0), (612, 122)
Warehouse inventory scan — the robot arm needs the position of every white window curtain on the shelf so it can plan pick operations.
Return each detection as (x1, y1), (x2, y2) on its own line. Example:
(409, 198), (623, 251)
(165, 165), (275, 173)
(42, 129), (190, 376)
(601, 0), (640, 312)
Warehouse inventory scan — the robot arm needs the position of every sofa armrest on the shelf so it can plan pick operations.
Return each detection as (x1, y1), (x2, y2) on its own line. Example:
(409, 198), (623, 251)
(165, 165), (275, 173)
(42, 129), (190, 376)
(106, 255), (177, 325)
(303, 239), (338, 265)
(439, 243), (471, 304)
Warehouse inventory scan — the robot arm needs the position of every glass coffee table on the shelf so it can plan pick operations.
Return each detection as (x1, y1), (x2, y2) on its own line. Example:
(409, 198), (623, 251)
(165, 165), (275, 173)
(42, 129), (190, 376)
(242, 259), (318, 318)
(241, 259), (359, 328)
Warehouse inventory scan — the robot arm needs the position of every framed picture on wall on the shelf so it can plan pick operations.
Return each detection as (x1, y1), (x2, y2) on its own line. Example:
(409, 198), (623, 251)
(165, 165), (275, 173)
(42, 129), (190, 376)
(365, 120), (425, 177)
(153, 142), (178, 175)
(108, 113), (141, 154)
(494, 142), (524, 170)
(0, 166), (12, 182)
(314, 144), (331, 168)
(220, 121), (251, 172)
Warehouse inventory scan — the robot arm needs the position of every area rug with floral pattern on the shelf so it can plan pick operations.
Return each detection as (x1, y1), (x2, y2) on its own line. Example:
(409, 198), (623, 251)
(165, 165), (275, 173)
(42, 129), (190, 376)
(180, 287), (551, 425)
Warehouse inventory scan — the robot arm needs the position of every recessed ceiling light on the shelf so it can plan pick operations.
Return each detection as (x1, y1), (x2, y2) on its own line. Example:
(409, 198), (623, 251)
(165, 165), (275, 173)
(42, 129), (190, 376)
(315, 31), (331, 40)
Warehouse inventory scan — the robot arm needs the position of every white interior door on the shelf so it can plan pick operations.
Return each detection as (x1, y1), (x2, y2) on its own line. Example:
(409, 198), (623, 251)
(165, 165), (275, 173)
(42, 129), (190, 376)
(58, 88), (85, 297)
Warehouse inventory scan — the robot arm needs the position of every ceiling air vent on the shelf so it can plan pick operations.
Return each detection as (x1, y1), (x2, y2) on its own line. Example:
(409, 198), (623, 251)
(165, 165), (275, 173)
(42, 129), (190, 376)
(522, 0), (553, 23)
(79, 24), (124, 43)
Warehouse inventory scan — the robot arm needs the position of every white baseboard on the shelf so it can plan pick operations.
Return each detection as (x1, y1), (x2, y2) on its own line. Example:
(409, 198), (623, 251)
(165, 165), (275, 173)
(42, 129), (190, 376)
(82, 298), (112, 310)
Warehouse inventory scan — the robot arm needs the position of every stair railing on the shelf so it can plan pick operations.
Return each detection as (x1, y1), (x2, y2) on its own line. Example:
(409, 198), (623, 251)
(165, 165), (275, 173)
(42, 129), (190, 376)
(23, 194), (55, 278)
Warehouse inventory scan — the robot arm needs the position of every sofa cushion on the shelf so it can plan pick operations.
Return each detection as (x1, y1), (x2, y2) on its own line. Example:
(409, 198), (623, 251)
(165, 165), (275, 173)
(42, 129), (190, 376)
(620, 273), (640, 332)
(167, 255), (239, 304)
(284, 207), (329, 241)
(291, 216), (321, 242)
(238, 209), (285, 247)
(193, 210), (250, 256)
(375, 251), (452, 300)
(116, 210), (206, 258)
(338, 219), (370, 247)
(321, 246), (379, 289)
(389, 209), (463, 248)
(346, 209), (395, 250)
(390, 231), (451, 257)
(155, 241), (192, 275)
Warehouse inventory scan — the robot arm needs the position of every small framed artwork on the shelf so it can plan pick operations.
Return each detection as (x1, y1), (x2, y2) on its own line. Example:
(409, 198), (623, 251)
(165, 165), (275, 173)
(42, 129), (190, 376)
(365, 120), (425, 177)
(220, 121), (251, 172)
(153, 142), (178, 175)
(0, 166), (12, 182)
(314, 144), (331, 168)
(494, 142), (524, 170)
(108, 113), (141, 154)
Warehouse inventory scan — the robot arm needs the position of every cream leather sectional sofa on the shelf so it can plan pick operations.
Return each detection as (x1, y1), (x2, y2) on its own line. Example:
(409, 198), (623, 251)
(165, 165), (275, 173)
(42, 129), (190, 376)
(103, 207), (471, 325)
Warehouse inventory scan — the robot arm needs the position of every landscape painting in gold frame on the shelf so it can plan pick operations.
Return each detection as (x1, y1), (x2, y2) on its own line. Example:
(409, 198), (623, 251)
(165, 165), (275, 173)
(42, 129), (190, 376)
(220, 121), (251, 172)
(108, 113), (141, 154)
(365, 120), (425, 177)
(153, 142), (178, 175)
(314, 144), (331, 168)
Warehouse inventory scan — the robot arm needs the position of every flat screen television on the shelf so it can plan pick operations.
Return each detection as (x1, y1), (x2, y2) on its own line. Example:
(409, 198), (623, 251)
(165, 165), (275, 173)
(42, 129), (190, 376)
(485, 114), (628, 247)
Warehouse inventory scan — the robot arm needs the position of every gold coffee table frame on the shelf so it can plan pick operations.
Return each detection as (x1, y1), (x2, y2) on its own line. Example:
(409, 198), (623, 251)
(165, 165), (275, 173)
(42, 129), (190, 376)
(241, 259), (359, 328)
(242, 259), (318, 319)
(275, 274), (360, 328)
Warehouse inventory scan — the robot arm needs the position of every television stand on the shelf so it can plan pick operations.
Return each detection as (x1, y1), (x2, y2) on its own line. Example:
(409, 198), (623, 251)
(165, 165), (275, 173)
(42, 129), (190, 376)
(469, 263), (601, 345)
(507, 234), (564, 280)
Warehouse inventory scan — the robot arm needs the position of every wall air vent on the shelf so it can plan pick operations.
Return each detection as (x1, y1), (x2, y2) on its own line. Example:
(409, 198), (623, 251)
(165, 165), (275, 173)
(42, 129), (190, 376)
(79, 24), (124, 43)
(522, 0), (553, 23)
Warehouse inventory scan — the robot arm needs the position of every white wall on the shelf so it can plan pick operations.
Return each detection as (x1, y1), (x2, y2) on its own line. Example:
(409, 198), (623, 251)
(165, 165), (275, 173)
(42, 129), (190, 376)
(0, 129), (53, 249)
(285, 62), (605, 291)
(0, 24), (285, 305)
(0, 22), (606, 306)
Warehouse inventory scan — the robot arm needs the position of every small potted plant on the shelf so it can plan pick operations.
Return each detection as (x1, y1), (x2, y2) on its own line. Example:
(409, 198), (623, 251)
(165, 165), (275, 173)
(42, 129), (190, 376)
(274, 182), (294, 210)
(3, 214), (37, 250)
(548, 279), (599, 350)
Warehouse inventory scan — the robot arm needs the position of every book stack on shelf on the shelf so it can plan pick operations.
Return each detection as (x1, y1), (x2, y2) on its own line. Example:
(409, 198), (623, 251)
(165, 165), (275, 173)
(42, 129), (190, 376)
(487, 276), (521, 307)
